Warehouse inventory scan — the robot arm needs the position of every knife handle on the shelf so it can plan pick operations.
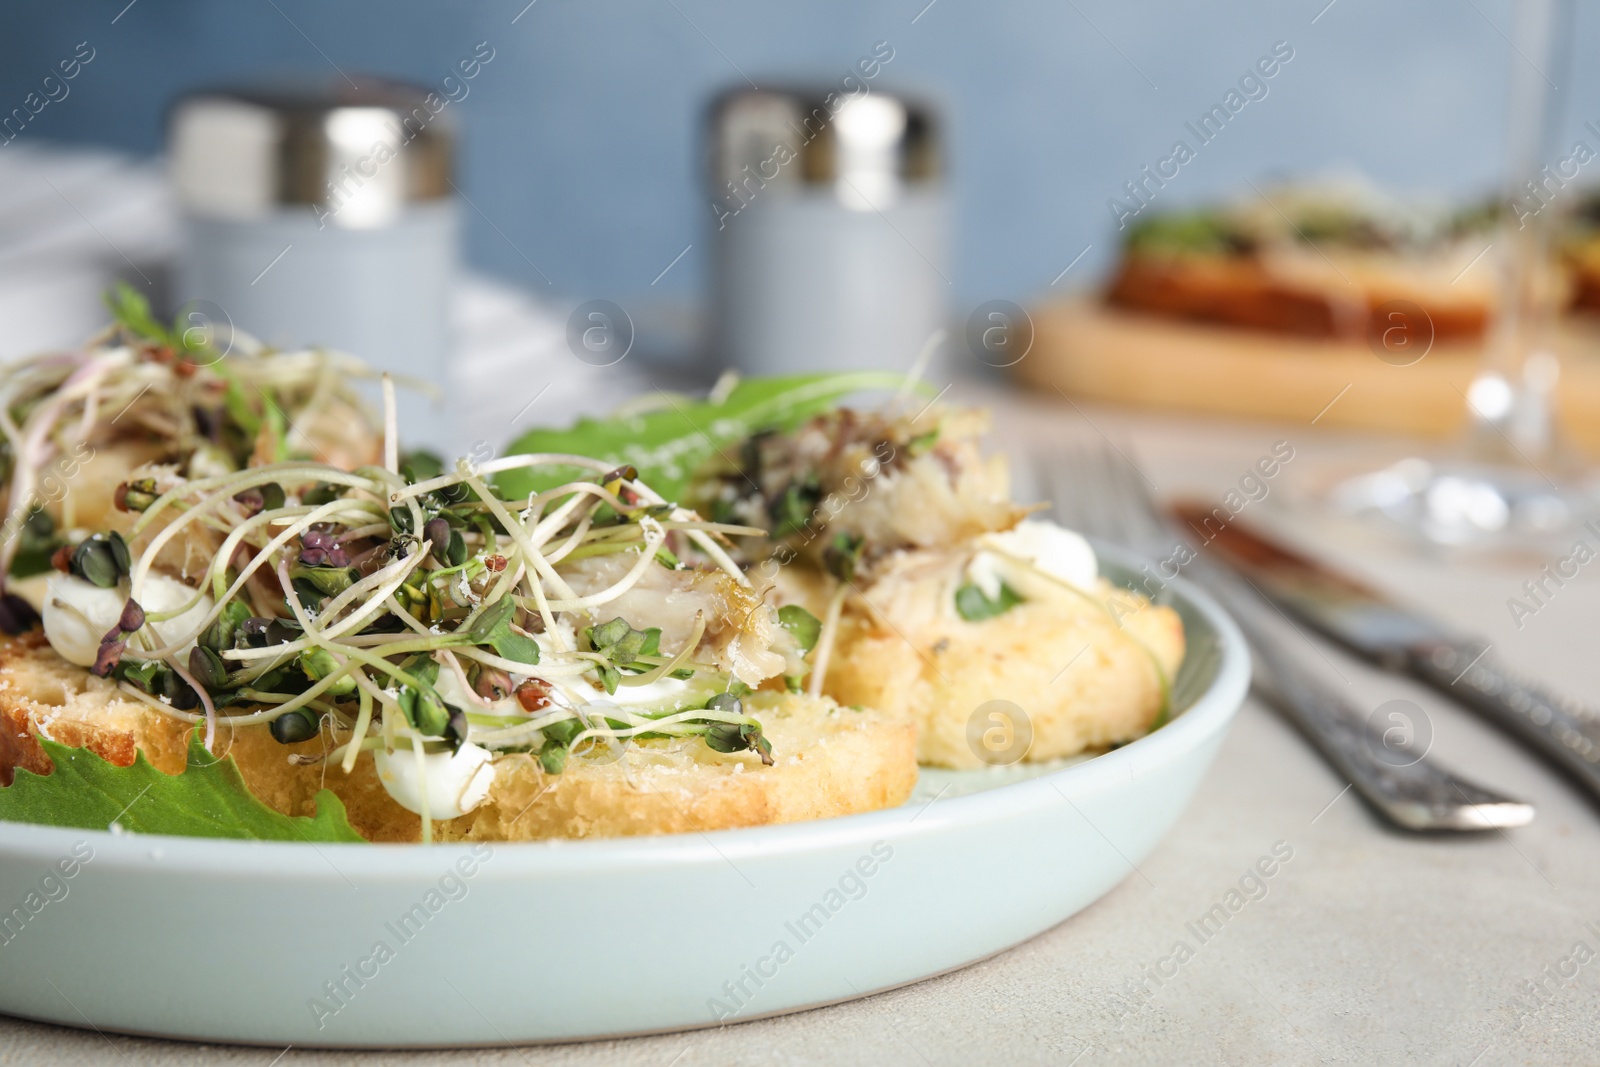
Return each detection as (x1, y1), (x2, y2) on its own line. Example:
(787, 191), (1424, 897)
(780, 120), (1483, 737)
(1208, 581), (1533, 830)
(1407, 639), (1600, 800)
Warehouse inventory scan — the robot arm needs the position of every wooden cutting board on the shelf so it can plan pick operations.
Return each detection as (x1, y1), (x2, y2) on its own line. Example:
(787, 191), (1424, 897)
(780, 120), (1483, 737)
(1019, 297), (1600, 453)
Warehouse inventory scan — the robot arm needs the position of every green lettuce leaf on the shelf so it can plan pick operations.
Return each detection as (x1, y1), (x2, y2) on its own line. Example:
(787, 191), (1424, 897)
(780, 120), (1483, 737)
(496, 372), (910, 504)
(0, 733), (366, 843)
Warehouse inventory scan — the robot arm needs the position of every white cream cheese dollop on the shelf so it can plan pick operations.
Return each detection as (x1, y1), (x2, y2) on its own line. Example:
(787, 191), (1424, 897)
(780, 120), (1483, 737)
(375, 742), (496, 820)
(41, 574), (214, 668)
(609, 672), (696, 708)
(965, 519), (1099, 601)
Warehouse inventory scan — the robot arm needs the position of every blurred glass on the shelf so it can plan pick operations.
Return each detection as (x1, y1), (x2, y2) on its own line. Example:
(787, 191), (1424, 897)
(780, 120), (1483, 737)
(1326, 0), (1600, 551)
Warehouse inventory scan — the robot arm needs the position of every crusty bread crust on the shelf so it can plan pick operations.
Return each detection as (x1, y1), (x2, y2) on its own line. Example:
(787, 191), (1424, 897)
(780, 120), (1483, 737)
(1106, 253), (1489, 341)
(0, 630), (190, 786)
(0, 632), (917, 841)
(269, 693), (917, 843)
(817, 554), (1185, 769)
(1566, 241), (1600, 313)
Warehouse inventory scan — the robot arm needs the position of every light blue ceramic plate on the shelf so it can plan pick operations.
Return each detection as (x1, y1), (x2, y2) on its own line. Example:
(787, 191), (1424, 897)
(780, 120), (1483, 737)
(0, 547), (1248, 1048)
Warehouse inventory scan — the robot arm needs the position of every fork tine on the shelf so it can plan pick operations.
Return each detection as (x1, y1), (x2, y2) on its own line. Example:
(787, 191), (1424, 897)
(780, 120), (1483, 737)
(1057, 440), (1163, 553)
(1081, 443), (1125, 542)
(1102, 446), (1170, 550)
(1033, 441), (1086, 531)
(1127, 459), (1175, 545)
(1098, 446), (1139, 546)
(1035, 438), (1148, 549)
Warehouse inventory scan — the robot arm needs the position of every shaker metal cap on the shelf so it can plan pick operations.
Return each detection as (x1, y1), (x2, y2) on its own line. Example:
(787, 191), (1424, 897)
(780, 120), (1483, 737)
(709, 86), (939, 210)
(168, 80), (453, 228)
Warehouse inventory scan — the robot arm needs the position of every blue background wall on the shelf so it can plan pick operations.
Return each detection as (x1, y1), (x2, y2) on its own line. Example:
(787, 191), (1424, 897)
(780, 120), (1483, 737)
(0, 0), (1593, 317)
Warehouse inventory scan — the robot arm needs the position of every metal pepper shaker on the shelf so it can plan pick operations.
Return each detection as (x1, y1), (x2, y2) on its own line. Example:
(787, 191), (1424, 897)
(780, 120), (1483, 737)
(168, 81), (456, 446)
(708, 87), (947, 375)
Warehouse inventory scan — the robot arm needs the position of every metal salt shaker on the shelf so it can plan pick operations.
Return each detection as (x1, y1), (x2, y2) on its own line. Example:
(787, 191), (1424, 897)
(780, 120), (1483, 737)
(708, 87), (947, 375)
(168, 82), (456, 447)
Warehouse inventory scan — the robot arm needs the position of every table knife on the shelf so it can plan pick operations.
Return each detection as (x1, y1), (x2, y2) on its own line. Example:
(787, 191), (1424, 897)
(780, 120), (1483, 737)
(1179, 505), (1600, 801)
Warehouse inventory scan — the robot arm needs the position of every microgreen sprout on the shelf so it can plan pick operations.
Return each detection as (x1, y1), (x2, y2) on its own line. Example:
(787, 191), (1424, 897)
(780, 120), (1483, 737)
(5, 304), (812, 801)
(32, 413), (798, 781)
(954, 580), (1025, 622)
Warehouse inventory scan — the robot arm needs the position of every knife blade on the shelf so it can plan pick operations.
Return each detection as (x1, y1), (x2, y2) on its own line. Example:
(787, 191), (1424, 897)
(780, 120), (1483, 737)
(1177, 503), (1600, 801)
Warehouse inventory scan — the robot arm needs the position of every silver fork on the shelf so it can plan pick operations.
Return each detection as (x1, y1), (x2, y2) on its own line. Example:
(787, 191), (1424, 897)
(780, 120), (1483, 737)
(1038, 442), (1535, 832)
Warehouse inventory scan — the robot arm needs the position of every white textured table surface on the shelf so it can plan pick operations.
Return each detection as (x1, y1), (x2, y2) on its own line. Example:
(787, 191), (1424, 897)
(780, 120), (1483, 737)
(2, 148), (1599, 1065)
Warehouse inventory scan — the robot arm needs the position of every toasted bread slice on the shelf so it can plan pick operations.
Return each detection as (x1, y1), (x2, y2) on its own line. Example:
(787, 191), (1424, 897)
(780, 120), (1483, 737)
(0, 632), (918, 841)
(1104, 186), (1505, 341)
(1566, 237), (1600, 313)
(251, 692), (917, 843)
(0, 630), (191, 785)
(1106, 250), (1491, 341)
(809, 553), (1185, 769)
